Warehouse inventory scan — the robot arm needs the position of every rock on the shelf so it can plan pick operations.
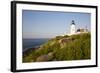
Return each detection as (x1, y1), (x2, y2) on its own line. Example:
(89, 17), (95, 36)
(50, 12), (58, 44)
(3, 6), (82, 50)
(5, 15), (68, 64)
(48, 52), (53, 56)
(59, 38), (72, 44)
(58, 38), (72, 48)
(36, 55), (49, 62)
(36, 55), (50, 62)
(48, 52), (53, 59)
(36, 52), (54, 62)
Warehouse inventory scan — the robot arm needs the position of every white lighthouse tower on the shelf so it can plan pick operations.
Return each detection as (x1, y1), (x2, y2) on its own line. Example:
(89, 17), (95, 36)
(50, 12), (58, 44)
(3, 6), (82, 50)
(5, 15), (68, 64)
(70, 20), (76, 35)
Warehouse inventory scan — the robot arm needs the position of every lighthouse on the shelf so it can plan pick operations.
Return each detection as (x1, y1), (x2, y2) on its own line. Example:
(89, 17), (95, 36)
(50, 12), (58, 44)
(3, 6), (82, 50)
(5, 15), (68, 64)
(70, 20), (76, 35)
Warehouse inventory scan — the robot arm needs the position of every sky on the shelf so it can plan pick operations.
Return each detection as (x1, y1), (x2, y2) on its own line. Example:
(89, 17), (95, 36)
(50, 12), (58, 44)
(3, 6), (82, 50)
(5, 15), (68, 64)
(22, 10), (91, 39)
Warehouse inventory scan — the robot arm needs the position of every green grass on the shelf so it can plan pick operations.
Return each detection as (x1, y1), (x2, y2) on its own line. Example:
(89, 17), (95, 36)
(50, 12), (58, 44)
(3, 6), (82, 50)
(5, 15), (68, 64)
(23, 32), (91, 63)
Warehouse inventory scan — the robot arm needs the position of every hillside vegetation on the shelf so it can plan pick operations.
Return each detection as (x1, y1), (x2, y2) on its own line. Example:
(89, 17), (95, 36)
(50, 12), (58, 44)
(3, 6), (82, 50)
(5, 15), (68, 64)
(23, 32), (91, 63)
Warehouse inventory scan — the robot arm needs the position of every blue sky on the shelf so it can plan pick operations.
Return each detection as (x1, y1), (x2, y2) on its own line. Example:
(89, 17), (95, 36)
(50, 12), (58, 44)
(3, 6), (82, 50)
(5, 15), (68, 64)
(22, 10), (91, 39)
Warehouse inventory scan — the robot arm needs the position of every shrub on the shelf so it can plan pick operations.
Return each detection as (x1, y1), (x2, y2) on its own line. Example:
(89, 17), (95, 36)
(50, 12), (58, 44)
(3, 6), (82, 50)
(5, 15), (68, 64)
(23, 33), (91, 62)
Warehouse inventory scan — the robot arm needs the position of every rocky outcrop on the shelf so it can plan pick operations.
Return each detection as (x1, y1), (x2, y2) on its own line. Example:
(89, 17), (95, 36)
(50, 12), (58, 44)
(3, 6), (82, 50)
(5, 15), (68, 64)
(36, 52), (53, 62)
(59, 38), (72, 44)
(58, 37), (72, 48)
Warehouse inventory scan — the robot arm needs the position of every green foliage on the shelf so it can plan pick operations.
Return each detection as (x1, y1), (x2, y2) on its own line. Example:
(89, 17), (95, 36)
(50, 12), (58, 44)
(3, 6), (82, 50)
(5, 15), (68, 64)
(23, 32), (91, 62)
(55, 36), (63, 40)
(63, 35), (69, 38)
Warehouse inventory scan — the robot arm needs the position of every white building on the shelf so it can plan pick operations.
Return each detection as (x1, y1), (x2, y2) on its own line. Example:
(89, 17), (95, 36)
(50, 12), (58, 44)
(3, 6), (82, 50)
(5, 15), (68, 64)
(69, 20), (88, 35)
(70, 20), (76, 35)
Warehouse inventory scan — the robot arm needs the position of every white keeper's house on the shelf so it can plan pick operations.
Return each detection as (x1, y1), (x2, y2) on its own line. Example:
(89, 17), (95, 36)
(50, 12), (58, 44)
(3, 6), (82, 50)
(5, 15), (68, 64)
(70, 20), (88, 35)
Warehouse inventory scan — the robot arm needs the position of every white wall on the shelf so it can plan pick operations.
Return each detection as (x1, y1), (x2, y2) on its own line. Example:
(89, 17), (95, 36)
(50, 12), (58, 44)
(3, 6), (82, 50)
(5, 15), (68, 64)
(0, 0), (99, 73)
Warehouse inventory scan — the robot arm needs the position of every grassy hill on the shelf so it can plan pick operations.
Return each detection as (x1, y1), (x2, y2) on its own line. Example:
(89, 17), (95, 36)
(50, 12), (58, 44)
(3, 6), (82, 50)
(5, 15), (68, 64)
(23, 32), (91, 63)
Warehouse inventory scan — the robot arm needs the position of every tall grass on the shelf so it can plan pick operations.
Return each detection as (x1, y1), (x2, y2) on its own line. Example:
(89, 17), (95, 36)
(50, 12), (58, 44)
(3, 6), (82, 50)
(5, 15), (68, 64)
(23, 32), (91, 62)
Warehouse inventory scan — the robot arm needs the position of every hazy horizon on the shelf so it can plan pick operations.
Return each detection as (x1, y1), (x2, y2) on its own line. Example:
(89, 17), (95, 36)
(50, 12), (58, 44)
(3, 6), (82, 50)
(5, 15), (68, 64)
(22, 10), (91, 39)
